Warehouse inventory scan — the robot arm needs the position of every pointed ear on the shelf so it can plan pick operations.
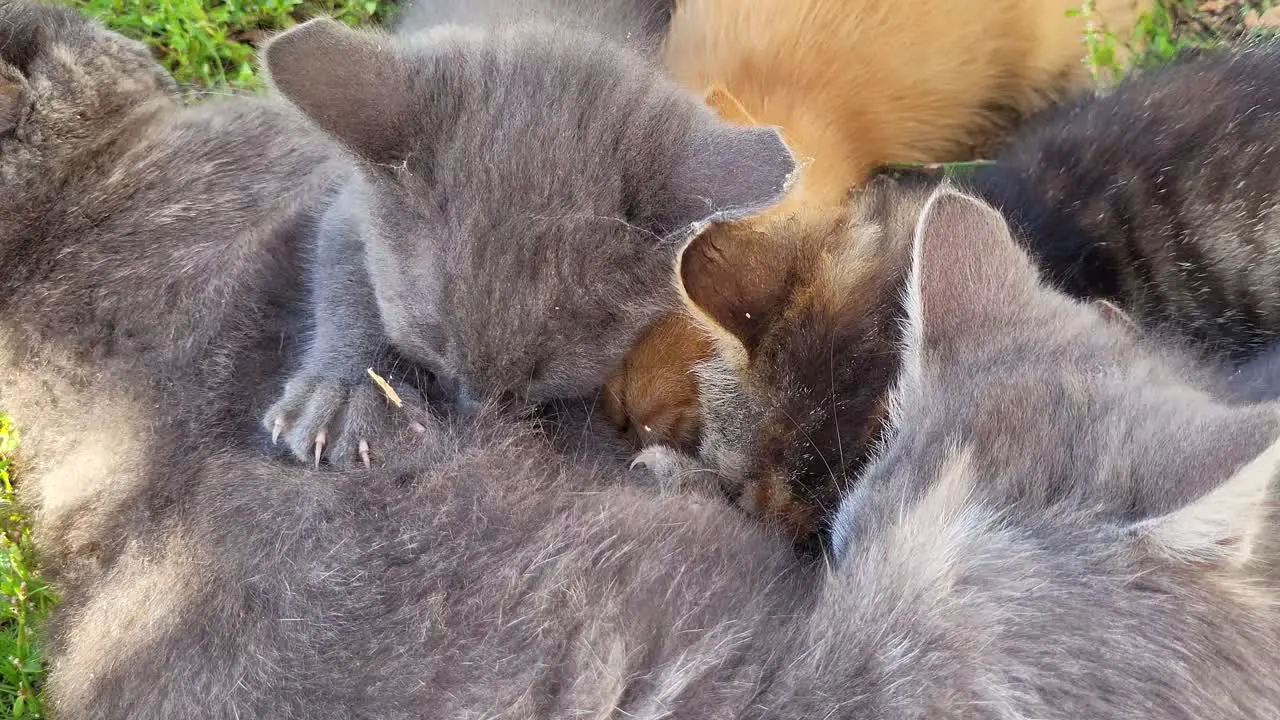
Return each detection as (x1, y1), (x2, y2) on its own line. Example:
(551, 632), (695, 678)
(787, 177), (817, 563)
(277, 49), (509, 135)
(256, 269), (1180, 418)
(1093, 299), (1137, 329)
(1134, 416), (1280, 570)
(678, 223), (794, 353)
(703, 84), (758, 126)
(904, 185), (1040, 358)
(263, 18), (413, 164)
(0, 74), (24, 135)
(661, 120), (795, 233)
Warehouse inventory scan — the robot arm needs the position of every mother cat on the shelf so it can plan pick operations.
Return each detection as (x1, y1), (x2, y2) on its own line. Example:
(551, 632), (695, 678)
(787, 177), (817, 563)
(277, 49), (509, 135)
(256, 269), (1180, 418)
(3, 3), (1279, 718)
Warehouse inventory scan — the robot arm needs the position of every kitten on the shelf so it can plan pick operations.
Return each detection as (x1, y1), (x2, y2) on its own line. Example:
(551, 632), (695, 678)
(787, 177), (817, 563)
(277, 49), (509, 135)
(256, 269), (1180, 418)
(662, 0), (1147, 215)
(819, 187), (1280, 718)
(0, 0), (344, 455)
(604, 0), (1148, 450)
(831, 185), (1280, 553)
(968, 42), (1280, 364)
(628, 182), (926, 545)
(258, 7), (796, 468)
(22, 402), (1280, 719)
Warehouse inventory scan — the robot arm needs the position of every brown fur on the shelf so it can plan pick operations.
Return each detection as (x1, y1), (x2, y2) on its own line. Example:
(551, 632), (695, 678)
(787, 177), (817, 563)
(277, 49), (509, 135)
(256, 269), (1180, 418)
(606, 0), (1148, 452)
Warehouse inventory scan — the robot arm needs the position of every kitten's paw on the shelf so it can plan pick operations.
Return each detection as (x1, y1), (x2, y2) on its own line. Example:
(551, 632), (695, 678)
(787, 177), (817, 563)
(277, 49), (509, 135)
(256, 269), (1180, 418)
(264, 374), (422, 469)
(629, 445), (711, 494)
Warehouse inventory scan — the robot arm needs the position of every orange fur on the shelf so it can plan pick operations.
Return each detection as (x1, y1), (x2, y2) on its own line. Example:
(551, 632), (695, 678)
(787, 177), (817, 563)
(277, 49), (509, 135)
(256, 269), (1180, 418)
(666, 0), (1147, 214)
(605, 0), (1147, 451)
(603, 310), (715, 451)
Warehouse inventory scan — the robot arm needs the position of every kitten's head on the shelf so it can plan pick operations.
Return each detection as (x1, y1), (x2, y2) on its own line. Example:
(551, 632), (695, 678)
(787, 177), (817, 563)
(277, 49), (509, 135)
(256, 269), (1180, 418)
(807, 190), (1280, 712)
(0, 1), (177, 165)
(809, 435), (1280, 716)
(833, 185), (1280, 555)
(673, 175), (934, 541)
(264, 18), (795, 403)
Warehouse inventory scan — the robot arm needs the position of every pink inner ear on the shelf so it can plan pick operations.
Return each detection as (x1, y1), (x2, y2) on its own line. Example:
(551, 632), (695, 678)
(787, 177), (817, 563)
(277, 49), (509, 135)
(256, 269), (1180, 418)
(914, 191), (1037, 348)
(0, 79), (23, 132)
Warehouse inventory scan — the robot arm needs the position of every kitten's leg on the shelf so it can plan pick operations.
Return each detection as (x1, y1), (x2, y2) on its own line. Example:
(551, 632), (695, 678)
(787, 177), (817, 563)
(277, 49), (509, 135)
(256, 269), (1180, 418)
(264, 186), (422, 469)
(629, 444), (720, 496)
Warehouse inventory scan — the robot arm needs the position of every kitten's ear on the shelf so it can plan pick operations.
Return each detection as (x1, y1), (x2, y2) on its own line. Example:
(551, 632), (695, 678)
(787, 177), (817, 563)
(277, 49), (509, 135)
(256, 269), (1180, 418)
(1133, 412), (1280, 570)
(263, 18), (412, 164)
(1092, 299), (1136, 328)
(703, 84), (758, 126)
(903, 185), (1039, 363)
(0, 74), (24, 135)
(662, 122), (795, 232)
(678, 223), (793, 354)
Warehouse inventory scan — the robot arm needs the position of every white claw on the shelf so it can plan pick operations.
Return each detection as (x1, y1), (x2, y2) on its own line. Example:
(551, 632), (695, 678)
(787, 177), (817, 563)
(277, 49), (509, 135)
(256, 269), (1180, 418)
(629, 457), (648, 471)
(359, 439), (371, 469)
(313, 430), (326, 469)
(410, 421), (427, 434)
(271, 417), (285, 445)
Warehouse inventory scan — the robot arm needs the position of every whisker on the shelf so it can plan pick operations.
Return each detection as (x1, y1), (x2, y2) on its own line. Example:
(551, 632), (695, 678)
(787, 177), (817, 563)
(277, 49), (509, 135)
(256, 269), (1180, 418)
(829, 331), (847, 476)
(776, 404), (840, 491)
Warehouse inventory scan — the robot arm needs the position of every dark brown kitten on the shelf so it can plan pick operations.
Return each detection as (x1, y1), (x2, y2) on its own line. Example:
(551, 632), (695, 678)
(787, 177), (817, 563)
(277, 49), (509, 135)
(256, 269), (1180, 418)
(631, 176), (932, 546)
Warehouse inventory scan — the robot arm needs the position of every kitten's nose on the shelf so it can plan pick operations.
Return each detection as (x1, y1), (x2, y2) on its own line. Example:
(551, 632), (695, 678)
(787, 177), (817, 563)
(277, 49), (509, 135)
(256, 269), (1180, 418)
(434, 373), (481, 416)
(451, 382), (481, 416)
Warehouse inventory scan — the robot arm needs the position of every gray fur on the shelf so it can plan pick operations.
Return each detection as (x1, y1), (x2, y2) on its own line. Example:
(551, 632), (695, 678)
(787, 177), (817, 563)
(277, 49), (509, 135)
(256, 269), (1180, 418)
(836, 185), (1280, 546)
(0, 0), (344, 447)
(260, 9), (795, 468)
(394, 0), (676, 47)
(6, 5), (1280, 718)
(825, 187), (1280, 717)
(968, 42), (1280, 363)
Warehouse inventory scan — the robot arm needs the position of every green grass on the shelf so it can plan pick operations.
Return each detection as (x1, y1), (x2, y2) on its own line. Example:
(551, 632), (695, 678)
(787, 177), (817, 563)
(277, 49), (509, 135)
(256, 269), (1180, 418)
(70, 0), (399, 92)
(888, 0), (1280, 175)
(0, 417), (53, 720)
(1075, 0), (1280, 85)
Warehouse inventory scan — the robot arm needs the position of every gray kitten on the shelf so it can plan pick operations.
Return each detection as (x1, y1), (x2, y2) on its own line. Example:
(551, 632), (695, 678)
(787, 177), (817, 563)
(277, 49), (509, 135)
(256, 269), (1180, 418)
(259, 6), (795, 468)
(0, 0), (344, 467)
(834, 184), (1280, 554)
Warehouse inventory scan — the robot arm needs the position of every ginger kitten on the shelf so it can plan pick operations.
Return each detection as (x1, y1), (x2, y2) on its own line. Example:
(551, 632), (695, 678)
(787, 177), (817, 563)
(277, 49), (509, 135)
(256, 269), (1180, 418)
(664, 0), (1147, 214)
